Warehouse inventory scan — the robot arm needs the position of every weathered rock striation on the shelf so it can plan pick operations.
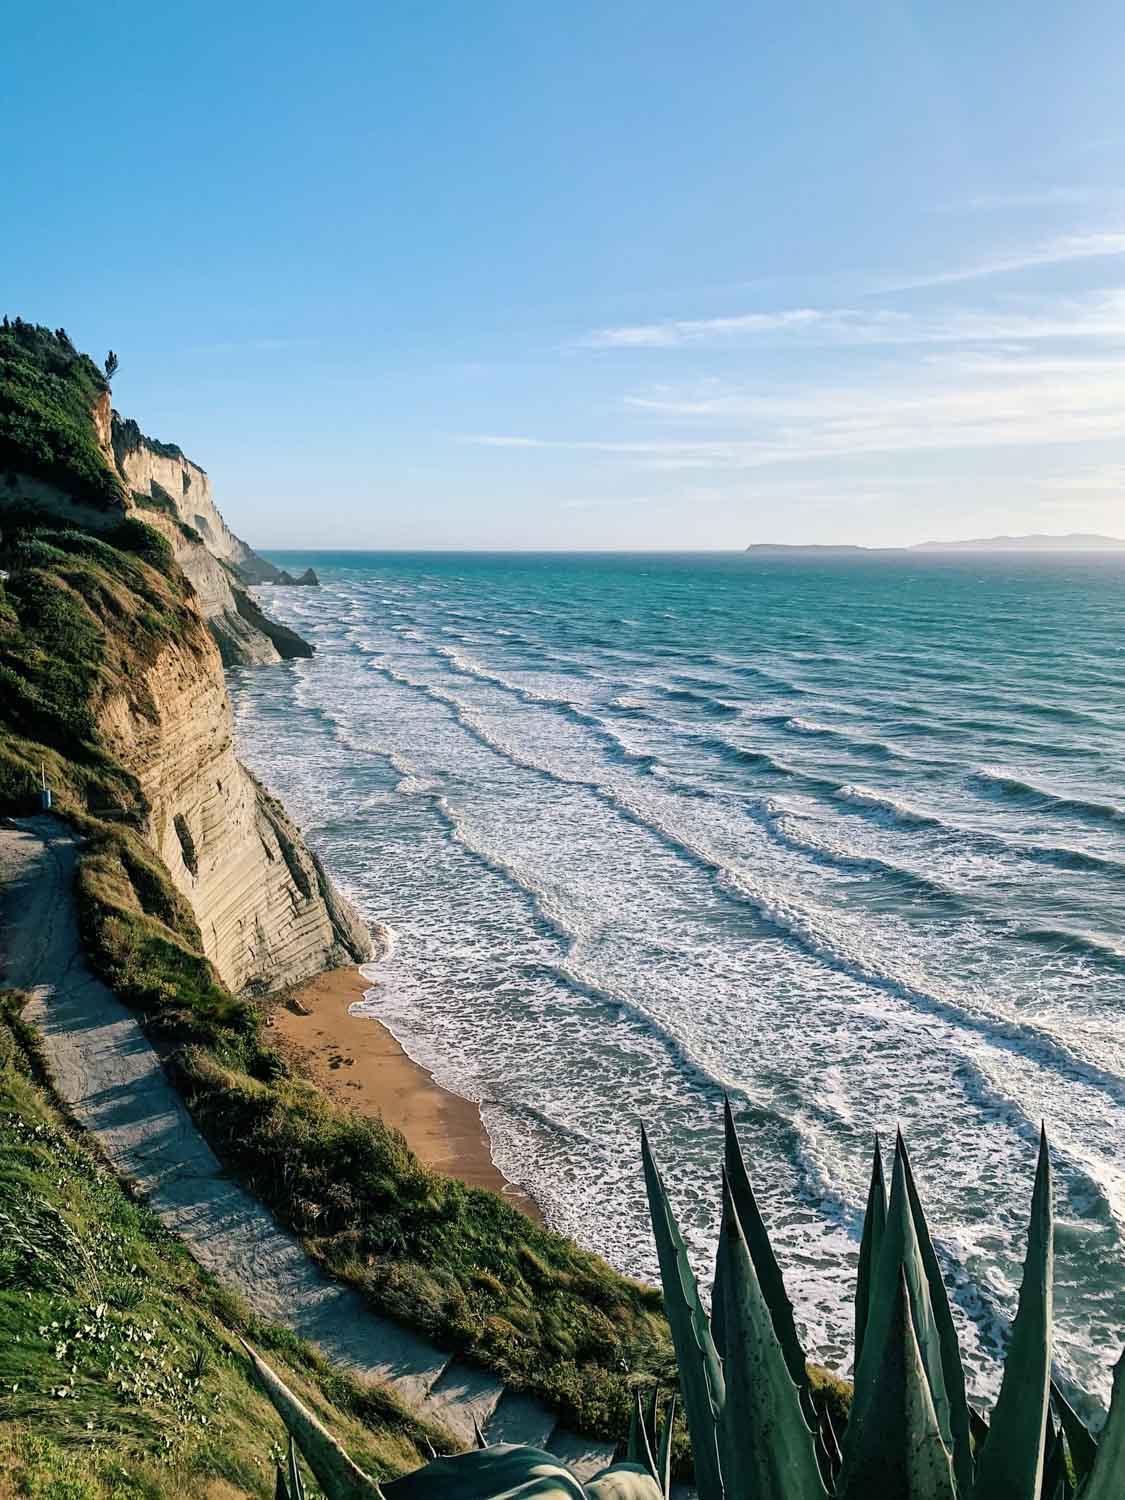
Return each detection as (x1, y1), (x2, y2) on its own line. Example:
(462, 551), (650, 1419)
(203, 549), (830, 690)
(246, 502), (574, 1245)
(0, 323), (369, 993)
(95, 596), (370, 992)
(110, 415), (313, 665)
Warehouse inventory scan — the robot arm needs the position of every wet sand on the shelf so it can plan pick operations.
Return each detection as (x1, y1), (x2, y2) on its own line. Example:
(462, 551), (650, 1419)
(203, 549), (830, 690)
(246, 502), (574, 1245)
(269, 967), (542, 1222)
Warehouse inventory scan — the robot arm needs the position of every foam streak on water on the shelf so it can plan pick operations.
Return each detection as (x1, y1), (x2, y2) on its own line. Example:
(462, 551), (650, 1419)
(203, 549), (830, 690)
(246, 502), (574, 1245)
(228, 551), (1125, 1410)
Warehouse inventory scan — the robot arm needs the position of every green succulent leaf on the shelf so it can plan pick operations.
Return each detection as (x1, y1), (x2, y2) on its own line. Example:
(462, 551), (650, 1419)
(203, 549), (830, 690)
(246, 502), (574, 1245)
(836, 1269), (957, 1500)
(846, 1136), (956, 1470)
(1050, 1382), (1097, 1484)
(714, 1098), (809, 1398)
(854, 1134), (887, 1372)
(969, 1407), (990, 1456)
(1040, 1419), (1070, 1500)
(657, 1392), (677, 1500)
(626, 1388), (658, 1482)
(1078, 1350), (1125, 1500)
(242, 1340), (385, 1500)
(900, 1132), (975, 1496)
(714, 1172), (828, 1500)
(971, 1126), (1054, 1500)
(288, 1433), (307, 1500)
(641, 1126), (725, 1500)
(383, 1445), (587, 1500)
(586, 1462), (666, 1500)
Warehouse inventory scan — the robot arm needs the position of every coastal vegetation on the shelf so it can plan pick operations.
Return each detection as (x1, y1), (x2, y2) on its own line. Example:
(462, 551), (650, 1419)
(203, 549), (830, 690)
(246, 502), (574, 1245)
(0, 324), (680, 1452)
(0, 513), (676, 1442)
(0, 990), (447, 1498)
(0, 319), (124, 510)
(229, 1111), (1123, 1499)
(5, 321), (1119, 1496)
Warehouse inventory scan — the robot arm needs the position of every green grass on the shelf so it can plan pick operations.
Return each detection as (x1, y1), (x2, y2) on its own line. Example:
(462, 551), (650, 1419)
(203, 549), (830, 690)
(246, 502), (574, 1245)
(0, 993), (448, 1499)
(173, 1047), (671, 1439)
(0, 321), (123, 510)
(0, 520), (193, 816)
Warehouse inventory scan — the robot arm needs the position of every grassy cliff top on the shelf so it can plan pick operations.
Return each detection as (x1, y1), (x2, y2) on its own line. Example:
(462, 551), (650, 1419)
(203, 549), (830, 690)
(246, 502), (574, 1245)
(0, 319), (124, 510)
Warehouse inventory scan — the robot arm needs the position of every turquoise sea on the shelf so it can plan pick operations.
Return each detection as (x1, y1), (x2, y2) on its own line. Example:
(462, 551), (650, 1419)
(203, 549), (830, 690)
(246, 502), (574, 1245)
(228, 550), (1125, 1412)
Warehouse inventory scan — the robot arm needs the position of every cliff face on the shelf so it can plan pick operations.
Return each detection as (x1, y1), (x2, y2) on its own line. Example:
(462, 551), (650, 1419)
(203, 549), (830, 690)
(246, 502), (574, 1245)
(96, 609), (371, 991)
(110, 417), (309, 666)
(0, 321), (370, 995)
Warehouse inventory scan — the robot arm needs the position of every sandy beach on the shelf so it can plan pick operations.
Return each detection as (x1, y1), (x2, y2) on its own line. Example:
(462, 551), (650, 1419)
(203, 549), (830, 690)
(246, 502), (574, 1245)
(269, 967), (542, 1222)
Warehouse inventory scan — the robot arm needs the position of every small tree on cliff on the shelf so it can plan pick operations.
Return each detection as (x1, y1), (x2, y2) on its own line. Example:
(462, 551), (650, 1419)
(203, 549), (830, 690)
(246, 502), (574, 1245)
(104, 350), (118, 383)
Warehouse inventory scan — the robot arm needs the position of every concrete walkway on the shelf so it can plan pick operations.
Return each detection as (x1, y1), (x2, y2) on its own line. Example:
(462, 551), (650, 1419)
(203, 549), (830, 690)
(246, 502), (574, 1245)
(0, 817), (616, 1478)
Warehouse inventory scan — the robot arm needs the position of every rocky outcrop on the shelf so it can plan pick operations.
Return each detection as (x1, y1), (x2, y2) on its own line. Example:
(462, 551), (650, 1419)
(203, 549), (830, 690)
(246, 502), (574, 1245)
(95, 577), (369, 992)
(109, 416), (313, 666)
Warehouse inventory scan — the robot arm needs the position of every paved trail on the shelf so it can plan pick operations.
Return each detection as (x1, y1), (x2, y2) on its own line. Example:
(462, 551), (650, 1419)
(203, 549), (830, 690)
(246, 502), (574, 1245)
(0, 817), (616, 1478)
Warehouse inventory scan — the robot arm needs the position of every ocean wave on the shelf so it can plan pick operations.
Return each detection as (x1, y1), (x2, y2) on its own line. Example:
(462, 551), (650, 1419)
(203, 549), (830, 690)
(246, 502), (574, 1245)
(1016, 925), (1125, 972)
(777, 715), (915, 760)
(660, 686), (741, 718)
(833, 784), (944, 829)
(762, 805), (963, 907)
(367, 656), (1125, 1113)
(972, 768), (1125, 829)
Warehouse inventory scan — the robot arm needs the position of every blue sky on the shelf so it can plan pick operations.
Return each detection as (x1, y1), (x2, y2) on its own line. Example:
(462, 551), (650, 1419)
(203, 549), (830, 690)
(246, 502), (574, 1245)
(6, 0), (1125, 548)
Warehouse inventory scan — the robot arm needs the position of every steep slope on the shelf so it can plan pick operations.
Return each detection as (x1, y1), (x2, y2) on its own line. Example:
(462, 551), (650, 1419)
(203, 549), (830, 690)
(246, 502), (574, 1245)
(0, 319), (369, 992)
(110, 414), (318, 664)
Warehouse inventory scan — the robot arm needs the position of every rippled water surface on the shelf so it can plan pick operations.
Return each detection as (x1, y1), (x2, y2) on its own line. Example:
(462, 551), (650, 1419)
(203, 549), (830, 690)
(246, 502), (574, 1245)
(228, 550), (1125, 1409)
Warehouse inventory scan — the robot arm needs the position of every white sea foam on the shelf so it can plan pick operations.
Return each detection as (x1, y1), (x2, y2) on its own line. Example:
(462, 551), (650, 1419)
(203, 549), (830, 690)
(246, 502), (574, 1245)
(228, 558), (1125, 1407)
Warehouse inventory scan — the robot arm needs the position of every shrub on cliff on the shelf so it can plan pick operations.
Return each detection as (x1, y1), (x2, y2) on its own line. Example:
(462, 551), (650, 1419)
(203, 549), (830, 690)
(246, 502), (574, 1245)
(0, 317), (124, 509)
(0, 519), (198, 815)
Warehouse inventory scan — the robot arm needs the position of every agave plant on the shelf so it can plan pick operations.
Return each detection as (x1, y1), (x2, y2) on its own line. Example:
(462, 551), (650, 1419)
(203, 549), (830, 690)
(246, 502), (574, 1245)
(244, 1337), (663, 1499)
(248, 1108), (1124, 1499)
(643, 1104), (1125, 1499)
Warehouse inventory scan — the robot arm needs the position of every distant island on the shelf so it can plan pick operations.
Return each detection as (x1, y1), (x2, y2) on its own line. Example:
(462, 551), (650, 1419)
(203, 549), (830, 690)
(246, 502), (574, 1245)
(747, 533), (1125, 554)
(912, 532), (1125, 551)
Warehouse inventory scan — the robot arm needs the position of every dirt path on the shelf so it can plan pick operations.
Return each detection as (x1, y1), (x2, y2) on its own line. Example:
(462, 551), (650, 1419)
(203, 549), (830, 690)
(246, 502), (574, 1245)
(0, 817), (615, 1477)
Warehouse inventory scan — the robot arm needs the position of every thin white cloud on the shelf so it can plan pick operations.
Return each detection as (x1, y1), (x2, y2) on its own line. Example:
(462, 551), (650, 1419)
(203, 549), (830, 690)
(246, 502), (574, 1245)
(464, 349), (1125, 471)
(884, 230), (1125, 290)
(935, 187), (1099, 213)
(580, 236), (1125, 349)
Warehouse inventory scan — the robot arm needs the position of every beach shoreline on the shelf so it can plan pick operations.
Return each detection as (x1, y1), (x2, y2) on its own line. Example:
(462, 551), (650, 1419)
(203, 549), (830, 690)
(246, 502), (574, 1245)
(268, 966), (543, 1223)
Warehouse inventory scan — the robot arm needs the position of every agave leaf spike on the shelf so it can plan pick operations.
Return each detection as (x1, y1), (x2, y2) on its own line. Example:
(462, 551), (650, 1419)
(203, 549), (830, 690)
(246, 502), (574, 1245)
(714, 1171), (828, 1499)
(627, 1388), (658, 1480)
(384, 1446), (591, 1499)
(641, 1126), (725, 1500)
(657, 1392), (677, 1500)
(718, 1097), (810, 1399)
(899, 1130), (975, 1496)
(846, 1134), (956, 1471)
(855, 1133), (887, 1371)
(586, 1464), (667, 1500)
(242, 1339), (385, 1500)
(1078, 1349), (1125, 1500)
(288, 1433), (307, 1500)
(645, 1385), (660, 1472)
(971, 1125), (1054, 1500)
(819, 1400), (842, 1476)
(836, 1269), (957, 1500)
(1050, 1381), (1097, 1483)
(969, 1406), (990, 1456)
(1039, 1419), (1069, 1500)
(472, 1413), (488, 1450)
